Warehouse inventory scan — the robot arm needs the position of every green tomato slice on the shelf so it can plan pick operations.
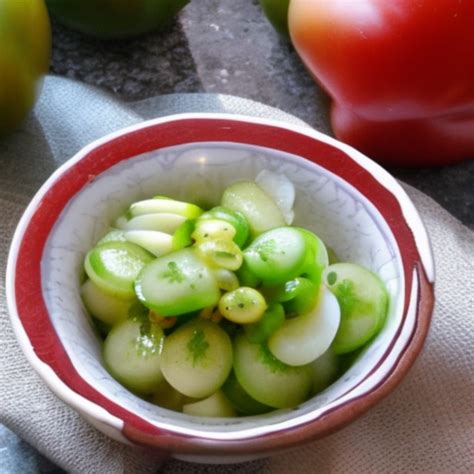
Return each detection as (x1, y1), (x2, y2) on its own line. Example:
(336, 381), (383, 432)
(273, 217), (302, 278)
(221, 182), (285, 238)
(152, 379), (190, 412)
(323, 263), (389, 354)
(221, 371), (272, 416)
(84, 241), (154, 299)
(135, 248), (221, 316)
(233, 332), (312, 408)
(182, 390), (236, 418)
(243, 227), (307, 285)
(160, 319), (233, 399)
(81, 279), (136, 326)
(310, 348), (340, 396)
(103, 318), (164, 395)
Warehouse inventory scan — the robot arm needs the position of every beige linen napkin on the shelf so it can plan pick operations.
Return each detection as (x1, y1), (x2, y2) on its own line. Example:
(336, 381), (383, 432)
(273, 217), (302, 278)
(1, 77), (473, 473)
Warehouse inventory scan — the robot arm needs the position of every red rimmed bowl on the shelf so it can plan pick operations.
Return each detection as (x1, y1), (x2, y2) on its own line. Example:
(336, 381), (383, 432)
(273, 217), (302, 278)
(6, 114), (434, 463)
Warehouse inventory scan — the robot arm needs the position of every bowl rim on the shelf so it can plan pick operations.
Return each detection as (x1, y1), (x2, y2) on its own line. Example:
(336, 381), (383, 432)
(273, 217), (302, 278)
(5, 112), (435, 455)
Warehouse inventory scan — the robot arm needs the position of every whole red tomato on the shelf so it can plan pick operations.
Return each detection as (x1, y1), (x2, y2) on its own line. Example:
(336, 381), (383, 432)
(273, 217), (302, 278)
(289, 0), (474, 166)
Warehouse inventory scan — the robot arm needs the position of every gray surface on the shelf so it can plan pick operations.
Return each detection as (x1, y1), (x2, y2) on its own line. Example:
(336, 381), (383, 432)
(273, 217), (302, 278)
(1, 1), (473, 473)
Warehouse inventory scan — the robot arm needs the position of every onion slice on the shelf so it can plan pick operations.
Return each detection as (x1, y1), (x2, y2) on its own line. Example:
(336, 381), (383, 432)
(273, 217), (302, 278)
(256, 170), (295, 225)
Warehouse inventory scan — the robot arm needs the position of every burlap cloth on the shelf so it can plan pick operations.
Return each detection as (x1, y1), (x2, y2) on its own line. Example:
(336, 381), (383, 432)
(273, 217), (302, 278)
(1, 77), (472, 473)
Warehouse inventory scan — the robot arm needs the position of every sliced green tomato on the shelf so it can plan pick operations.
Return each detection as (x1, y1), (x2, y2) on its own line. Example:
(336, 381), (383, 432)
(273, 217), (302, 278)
(233, 333), (312, 408)
(221, 371), (272, 416)
(310, 348), (340, 395)
(124, 213), (186, 233)
(198, 206), (249, 248)
(129, 197), (203, 219)
(81, 279), (135, 326)
(267, 277), (319, 316)
(161, 319), (233, 398)
(243, 227), (308, 285)
(324, 263), (389, 354)
(172, 219), (195, 250)
(124, 230), (173, 257)
(268, 286), (340, 366)
(244, 302), (285, 344)
(135, 248), (221, 317)
(97, 228), (127, 245)
(152, 379), (192, 412)
(213, 268), (240, 292)
(221, 181), (285, 237)
(103, 319), (164, 394)
(84, 241), (154, 299)
(219, 287), (267, 324)
(192, 219), (236, 243)
(296, 228), (329, 287)
(182, 390), (236, 418)
(195, 239), (243, 271)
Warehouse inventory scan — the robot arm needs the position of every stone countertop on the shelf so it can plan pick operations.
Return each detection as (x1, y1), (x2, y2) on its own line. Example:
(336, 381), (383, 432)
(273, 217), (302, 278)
(1, 1), (472, 473)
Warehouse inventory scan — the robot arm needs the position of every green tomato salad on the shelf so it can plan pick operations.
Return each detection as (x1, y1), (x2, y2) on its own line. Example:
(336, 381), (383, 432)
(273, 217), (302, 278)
(81, 171), (389, 417)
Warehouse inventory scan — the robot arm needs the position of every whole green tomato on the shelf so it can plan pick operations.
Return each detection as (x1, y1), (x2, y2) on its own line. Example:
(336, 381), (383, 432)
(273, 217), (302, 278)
(0, 0), (51, 135)
(260, 0), (290, 37)
(46, 0), (190, 39)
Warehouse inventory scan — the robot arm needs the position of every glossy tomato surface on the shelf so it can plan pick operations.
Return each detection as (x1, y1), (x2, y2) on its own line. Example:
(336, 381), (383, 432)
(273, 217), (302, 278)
(289, 0), (474, 166)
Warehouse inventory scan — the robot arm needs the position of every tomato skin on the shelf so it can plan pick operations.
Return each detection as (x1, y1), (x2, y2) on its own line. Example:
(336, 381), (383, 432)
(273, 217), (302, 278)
(0, 0), (51, 135)
(332, 103), (474, 167)
(46, 0), (189, 39)
(289, 0), (474, 166)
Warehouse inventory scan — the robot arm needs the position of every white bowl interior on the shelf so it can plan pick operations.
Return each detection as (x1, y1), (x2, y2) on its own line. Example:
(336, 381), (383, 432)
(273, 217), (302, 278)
(41, 142), (403, 438)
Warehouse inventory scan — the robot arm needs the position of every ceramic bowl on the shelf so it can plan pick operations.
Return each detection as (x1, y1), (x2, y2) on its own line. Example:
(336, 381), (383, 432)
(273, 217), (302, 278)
(6, 114), (434, 463)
